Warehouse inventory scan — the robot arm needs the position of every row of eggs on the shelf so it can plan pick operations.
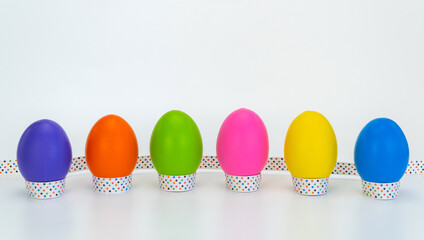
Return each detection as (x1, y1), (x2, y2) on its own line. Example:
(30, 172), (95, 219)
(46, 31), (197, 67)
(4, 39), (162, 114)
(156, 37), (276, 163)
(16, 108), (409, 199)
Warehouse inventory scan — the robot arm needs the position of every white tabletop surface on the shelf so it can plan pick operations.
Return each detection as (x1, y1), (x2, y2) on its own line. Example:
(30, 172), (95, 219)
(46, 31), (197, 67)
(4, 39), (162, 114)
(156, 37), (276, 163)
(1, 170), (423, 240)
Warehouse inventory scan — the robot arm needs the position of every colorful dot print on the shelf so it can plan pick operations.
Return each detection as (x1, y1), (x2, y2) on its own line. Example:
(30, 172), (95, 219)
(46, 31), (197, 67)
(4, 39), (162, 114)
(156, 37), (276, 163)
(292, 177), (328, 195)
(26, 179), (65, 199)
(264, 157), (288, 171)
(93, 175), (132, 194)
(3, 156), (424, 178)
(69, 156), (87, 172)
(405, 160), (424, 175)
(135, 156), (154, 169)
(158, 173), (196, 192)
(1, 159), (18, 175)
(199, 156), (221, 169)
(225, 174), (261, 192)
(332, 162), (358, 176)
(361, 180), (399, 200)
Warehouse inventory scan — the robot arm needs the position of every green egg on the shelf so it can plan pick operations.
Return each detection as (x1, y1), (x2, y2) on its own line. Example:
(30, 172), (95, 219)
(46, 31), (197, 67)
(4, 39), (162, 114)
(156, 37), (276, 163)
(150, 110), (203, 175)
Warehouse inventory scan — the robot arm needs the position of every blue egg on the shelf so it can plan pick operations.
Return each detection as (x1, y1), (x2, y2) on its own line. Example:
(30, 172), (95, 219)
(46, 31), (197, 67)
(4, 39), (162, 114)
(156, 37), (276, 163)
(17, 119), (72, 182)
(354, 118), (409, 183)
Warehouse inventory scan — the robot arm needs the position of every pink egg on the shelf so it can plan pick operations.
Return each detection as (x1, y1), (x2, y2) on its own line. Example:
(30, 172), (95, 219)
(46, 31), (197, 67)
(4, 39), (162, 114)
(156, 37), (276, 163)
(217, 108), (269, 176)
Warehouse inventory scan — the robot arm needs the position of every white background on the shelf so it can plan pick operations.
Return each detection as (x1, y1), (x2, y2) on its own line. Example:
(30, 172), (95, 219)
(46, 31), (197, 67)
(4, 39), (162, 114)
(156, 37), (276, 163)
(2, 172), (424, 240)
(1, 0), (424, 161)
(1, 1), (424, 239)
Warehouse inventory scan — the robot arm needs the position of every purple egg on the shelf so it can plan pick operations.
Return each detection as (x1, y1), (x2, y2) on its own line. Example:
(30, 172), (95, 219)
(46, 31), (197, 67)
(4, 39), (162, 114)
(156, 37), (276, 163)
(17, 119), (72, 182)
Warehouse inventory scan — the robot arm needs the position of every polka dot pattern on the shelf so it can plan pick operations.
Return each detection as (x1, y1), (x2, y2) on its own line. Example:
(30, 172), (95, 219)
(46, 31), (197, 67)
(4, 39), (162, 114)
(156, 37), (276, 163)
(158, 173), (196, 192)
(292, 177), (328, 195)
(199, 156), (220, 169)
(93, 175), (132, 194)
(2, 156), (424, 177)
(26, 179), (65, 199)
(225, 174), (261, 192)
(361, 180), (399, 200)
(264, 157), (288, 171)
(405, 160), (424, 175)
(1, 159), (19, 175)
(135, 156), (154, 169)
(332, 162), (358, 176)
(69, 156), (87, 172)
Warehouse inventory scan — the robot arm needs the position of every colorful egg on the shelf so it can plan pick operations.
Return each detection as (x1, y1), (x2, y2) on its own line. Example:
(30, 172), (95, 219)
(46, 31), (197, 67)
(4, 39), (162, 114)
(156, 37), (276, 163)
(354, 118), (409, 199)
(150, 110), (202, 192)
(17, 119), (72, 199)
(86, 114), (138, 194)
(216, 108), (269, 192)
(284, 111), (337, 195)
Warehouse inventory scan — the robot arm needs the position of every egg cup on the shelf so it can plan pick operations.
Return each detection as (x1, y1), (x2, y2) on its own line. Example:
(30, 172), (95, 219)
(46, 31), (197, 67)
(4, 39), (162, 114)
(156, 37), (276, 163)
(92, 174), (132, 194)
(225, 173), (261, 192)
(361, 180), (399, 200)
(158, 173), (196, 192)
(25, 179), (66, 199)
(291, 177), (328, 196)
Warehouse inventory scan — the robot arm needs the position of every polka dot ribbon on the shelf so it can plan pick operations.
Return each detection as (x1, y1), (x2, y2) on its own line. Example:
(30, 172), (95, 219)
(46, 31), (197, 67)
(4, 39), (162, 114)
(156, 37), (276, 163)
(26, 179), (65, 199)
(292, 177), (328, 195)
(2, 157), (423, 177)
(361, 180), (400, 200)
(225, 174), (261, 192)
(93, 175), (132, 194)
(158, 173), (196, 192)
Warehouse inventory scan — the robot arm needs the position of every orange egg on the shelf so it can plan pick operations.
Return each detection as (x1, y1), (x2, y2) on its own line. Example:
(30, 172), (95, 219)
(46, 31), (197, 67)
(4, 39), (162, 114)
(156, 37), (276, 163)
(86, 115), (138, 178)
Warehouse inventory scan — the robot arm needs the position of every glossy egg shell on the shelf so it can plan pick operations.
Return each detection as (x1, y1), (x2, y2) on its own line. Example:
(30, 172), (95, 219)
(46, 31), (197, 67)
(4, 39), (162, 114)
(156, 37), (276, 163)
(150, 110), (203, 175)
(17, 119), (72, 182)
(354, 118), (409, 183)
(216, 108), (269, 176)
(284, 111), (337, 179)
(86, 115), (138, 178)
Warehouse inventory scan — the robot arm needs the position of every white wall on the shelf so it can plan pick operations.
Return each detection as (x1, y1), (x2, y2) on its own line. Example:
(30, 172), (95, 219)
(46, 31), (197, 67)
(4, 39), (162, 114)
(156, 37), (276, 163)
(1, 0), (423, 162)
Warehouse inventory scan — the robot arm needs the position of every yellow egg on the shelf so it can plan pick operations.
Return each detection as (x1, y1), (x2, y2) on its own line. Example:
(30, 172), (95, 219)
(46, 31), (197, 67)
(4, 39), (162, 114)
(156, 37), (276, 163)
(284, 111), (337, 179)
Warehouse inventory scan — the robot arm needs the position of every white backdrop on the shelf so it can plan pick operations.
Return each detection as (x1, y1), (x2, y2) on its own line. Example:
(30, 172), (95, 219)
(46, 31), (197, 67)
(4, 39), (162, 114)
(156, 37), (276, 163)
(1, 0), (423, 162)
